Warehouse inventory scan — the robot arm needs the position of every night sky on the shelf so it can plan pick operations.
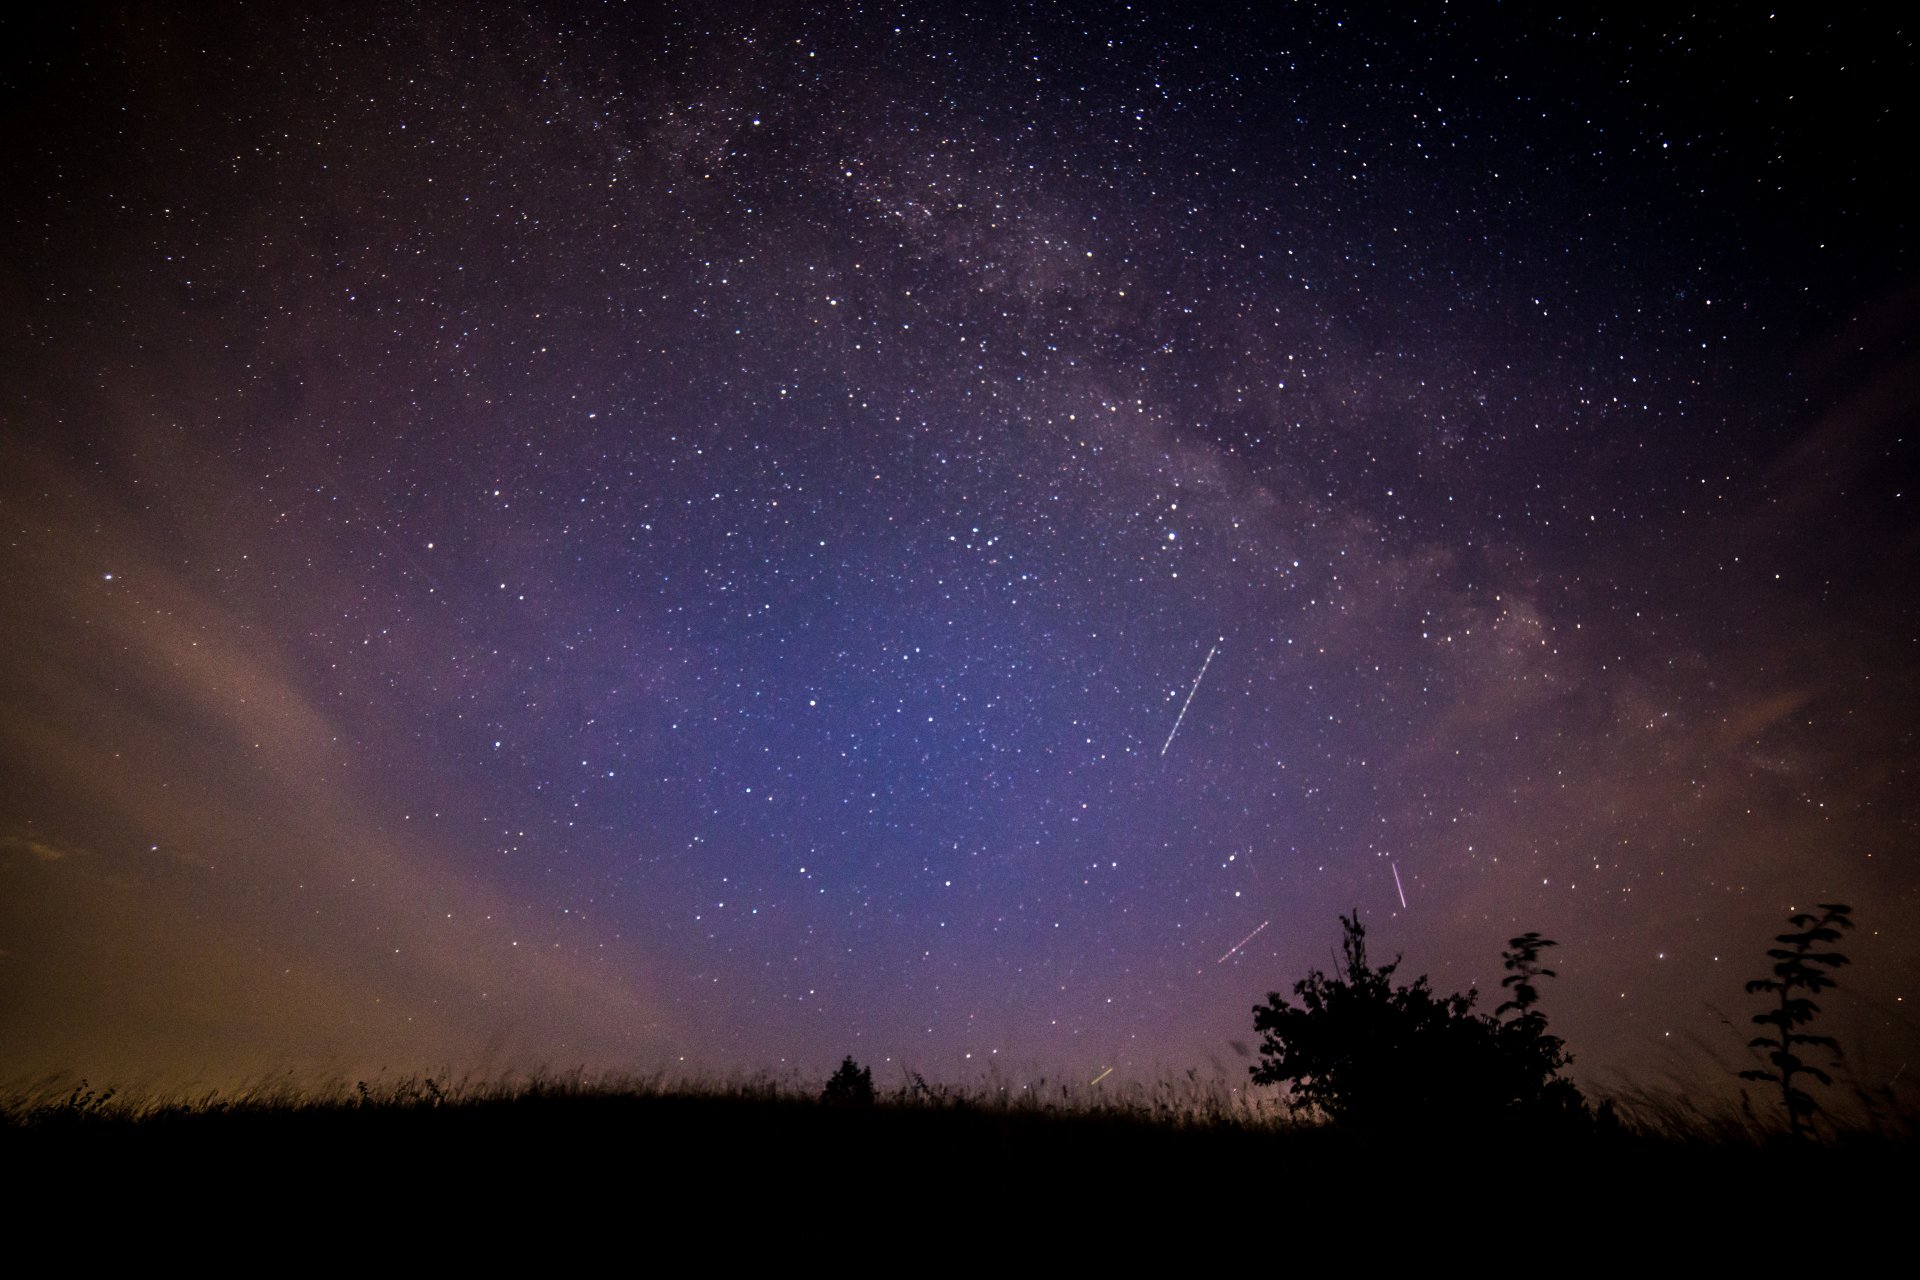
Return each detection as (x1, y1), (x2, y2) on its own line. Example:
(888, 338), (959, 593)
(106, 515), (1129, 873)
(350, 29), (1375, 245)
(4, 3), (1915, 1103)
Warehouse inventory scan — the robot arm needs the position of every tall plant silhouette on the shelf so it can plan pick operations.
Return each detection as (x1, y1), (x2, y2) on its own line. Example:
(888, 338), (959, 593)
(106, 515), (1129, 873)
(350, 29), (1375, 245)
(1493, 931), (1585, 1121)
(1497, 932), (1557, 1018)
(1740, 902), (1854, 1140)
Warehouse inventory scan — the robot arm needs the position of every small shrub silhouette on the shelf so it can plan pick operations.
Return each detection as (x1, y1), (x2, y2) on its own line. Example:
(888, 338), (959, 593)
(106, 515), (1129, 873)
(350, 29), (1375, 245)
(1250, 911), (1584, 1132)
(1740, 902), (1854, 1140)
(822, 1056), (875, 1107)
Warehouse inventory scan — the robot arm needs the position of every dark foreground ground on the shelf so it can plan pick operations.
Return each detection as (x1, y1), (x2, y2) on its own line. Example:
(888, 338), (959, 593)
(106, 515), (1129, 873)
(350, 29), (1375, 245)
(6, 1087), (1908, 1258)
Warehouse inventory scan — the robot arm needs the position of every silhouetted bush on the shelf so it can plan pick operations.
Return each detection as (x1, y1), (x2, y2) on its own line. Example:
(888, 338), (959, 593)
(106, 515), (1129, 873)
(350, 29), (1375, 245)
(822, 1056), (875, 1106)
(1250, 912), (1585, 1133)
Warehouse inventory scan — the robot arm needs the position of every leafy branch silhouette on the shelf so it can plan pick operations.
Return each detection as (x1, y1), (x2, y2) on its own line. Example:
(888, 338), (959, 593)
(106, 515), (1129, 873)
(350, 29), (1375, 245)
(1740, 902), (1853, 1140)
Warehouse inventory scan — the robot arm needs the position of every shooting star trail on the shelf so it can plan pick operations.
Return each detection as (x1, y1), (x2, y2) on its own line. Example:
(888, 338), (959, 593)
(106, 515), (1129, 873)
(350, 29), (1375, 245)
(1161, 642), (1219, 756)
(1392, 862), (1408, 909)
(1089, 1066), (1114, 1086)
(1217, 919), (1270, 964)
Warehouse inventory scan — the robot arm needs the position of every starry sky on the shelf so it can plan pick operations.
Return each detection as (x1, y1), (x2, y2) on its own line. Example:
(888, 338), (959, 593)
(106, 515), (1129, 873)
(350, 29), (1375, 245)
(3, 2), (1915, 1102)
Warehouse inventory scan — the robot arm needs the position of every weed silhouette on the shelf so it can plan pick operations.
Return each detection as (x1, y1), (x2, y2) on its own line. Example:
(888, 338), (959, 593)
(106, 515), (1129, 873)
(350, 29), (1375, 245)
(1741, 902), (1854, 1140)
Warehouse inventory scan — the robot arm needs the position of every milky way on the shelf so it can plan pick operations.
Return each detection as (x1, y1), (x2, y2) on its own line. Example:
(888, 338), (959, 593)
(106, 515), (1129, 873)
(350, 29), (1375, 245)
(3, 3), (1914, 1101)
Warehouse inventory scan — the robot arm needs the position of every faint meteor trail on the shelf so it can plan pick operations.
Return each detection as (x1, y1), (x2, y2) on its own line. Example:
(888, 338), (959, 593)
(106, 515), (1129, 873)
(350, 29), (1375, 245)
(1217, 919), (1270, 964)
(1160, 642), (1219, 756)
(1089, 1066), (1114, 1086)
(1392, 862), (1408, 909)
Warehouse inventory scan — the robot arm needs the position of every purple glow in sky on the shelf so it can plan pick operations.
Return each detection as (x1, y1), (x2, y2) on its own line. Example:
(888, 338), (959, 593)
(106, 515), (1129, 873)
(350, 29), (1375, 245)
(3, 3), (1914, 1102)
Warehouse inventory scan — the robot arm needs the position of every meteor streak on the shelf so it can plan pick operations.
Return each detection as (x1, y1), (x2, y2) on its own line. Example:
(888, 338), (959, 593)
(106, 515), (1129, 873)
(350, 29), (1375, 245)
(1161, 642), (1219, 756)
(1392, 861), (1407, 909)
(1089, 1066), (1114, 1086)
(1217, 919), (1270, 964)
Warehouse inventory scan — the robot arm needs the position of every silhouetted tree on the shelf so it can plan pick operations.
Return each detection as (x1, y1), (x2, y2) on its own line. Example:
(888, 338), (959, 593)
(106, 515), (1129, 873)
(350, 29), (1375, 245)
(822, 1056), (875, 1106)
(1250, 912), (1583, 1132)
(1740, 902), (1854, 1140)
